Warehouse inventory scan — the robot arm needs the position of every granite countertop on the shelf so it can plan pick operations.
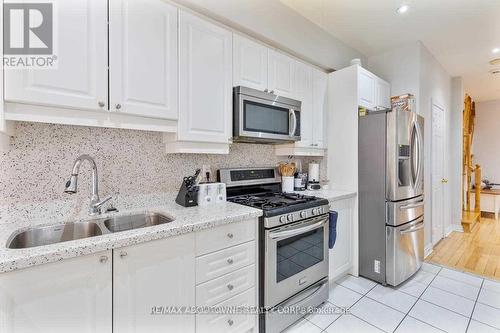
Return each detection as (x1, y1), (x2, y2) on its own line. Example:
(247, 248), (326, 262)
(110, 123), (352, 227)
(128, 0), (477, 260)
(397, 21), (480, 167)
(294, 188), (357, 202)
(0, 193), (262, 273)
(0, 189), (355, 274)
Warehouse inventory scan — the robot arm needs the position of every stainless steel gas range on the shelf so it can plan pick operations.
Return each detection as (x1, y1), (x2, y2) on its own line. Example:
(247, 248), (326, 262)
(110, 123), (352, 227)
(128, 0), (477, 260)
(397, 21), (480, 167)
(218, 167), (330, 333)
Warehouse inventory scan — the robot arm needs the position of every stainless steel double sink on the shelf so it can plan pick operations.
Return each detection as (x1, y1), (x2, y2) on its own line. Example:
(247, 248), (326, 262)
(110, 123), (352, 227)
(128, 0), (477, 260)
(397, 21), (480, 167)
(7, 212), (174, 249)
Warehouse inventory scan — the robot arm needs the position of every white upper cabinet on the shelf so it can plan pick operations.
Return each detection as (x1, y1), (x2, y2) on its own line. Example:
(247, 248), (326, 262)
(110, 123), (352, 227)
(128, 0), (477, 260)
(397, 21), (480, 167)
(268, 50), (295, 98)
(293, 61), (313, 148)
(376, 79), (391, 110)
(358, 68), (377, 110)
(358, 67), (391, 111)
(233, 35), (268, 91)
(312, 69), (328, 149)
(0, 251), (112, 333)
(113, 234), (196, 333)
(109, 0), (178, 119)
(178, 11), (232, 143)
(4, 0), (108, 111)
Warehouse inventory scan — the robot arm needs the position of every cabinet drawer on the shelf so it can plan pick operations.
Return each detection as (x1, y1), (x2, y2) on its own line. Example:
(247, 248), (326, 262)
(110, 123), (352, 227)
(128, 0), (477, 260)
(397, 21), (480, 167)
(196, 220), (256, 255)
(196, 287), (256, 333)
(196, 241), (255, 284)
(196, 264), (255, 306)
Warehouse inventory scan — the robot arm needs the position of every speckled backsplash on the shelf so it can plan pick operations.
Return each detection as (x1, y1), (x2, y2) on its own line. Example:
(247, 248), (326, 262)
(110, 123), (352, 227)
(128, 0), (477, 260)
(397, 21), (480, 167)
(0, 122), (326, 213)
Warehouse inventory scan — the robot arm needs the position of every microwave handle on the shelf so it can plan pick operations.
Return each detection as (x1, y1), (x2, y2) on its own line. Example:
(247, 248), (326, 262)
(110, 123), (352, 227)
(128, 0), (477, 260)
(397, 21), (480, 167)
(289, 109), (297, 137)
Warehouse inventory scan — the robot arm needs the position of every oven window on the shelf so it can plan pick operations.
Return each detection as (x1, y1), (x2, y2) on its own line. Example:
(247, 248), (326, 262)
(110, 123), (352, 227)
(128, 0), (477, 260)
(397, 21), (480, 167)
(244, 100), (289, 135)
(276, 227), (324, 282)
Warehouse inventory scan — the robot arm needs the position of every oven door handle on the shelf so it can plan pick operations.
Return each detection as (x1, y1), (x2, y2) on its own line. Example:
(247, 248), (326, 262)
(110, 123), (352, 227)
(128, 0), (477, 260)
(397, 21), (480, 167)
(289, 109), (297, 137)
(269, 218), (327, 240)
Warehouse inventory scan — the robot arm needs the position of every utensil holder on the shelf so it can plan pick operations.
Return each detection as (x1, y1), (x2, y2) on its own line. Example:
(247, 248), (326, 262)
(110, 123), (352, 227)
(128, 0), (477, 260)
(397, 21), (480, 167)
(282, 176), (294, 193)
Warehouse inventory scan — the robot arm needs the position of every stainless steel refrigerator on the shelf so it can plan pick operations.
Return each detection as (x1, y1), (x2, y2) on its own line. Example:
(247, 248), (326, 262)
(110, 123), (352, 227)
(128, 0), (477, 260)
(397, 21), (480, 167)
(358, 101), (425, 286)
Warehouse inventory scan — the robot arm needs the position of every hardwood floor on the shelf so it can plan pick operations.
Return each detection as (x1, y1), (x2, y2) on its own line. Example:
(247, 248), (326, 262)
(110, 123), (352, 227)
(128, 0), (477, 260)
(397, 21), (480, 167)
(426, 216), (500, 280)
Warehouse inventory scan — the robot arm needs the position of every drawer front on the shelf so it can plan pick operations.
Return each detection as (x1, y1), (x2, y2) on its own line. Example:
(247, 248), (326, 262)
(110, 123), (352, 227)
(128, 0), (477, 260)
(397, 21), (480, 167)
(196, 220), (256, 255)
(196, 241), (255, 284)
(196, 287), (256, 333)
(196, 265), (255, 306)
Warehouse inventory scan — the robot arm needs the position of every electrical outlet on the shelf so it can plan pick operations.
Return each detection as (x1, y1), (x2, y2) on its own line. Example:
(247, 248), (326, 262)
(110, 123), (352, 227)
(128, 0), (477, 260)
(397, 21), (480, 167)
(374, 260), (381, 274)
(202, 165), (211, 182)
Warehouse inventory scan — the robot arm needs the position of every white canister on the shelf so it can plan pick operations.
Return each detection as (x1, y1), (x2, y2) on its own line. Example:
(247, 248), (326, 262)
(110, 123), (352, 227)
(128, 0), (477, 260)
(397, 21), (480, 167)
(282, 176), (295, 193)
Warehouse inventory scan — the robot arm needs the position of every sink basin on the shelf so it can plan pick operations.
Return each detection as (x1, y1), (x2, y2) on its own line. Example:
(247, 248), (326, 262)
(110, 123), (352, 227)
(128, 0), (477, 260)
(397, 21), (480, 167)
(7, 222), (102, 249)
(103, 212), (173, 233)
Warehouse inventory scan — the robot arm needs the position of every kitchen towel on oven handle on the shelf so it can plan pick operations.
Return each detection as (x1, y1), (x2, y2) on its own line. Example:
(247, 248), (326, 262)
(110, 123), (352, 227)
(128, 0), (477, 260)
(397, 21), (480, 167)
(329, 211), (338, 249)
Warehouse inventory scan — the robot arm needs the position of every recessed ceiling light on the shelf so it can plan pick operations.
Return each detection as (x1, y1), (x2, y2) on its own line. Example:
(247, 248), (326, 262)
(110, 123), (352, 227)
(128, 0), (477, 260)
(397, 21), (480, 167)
(397, 5), (409, 14)
(492, 48), (500, 54)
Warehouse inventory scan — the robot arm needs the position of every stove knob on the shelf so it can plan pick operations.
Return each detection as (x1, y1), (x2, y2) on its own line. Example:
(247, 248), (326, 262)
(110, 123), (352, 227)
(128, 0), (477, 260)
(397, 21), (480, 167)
(311, 209), (317, 216)
(279, 216), (287, 223)
(287, 214), (294, 222)
(300, 211), (307, 218)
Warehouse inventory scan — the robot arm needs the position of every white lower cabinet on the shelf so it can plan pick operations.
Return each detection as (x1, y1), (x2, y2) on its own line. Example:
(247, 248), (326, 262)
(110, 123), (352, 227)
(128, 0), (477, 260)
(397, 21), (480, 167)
(0, 220), (258, 333)
(0, 251), (112, 333)
(113, 233), (196, 333)
(329, 198), (355, 282)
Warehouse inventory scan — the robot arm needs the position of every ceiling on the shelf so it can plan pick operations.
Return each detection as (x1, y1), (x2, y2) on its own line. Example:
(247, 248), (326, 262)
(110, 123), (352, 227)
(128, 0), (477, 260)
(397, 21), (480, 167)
(280, 0), (500, 102)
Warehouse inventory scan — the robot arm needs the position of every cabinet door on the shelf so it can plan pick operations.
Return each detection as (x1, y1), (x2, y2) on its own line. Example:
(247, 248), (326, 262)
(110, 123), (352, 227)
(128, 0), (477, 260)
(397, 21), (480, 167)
(358, 69), (376, 110)
(178, 11), (232, 143)
(268, 50), (294, 98)
(329, 199), (353, 281)
(109, 0), (178, 119)
(113, 233), (196, 333)
(376, 79), (391, 110)
(233, 34), (268, 91)
(293, 61), (313, 147)
(0, 251), (112, 333)
(312, 69), (328, 148)
(4, 0), (108, 111)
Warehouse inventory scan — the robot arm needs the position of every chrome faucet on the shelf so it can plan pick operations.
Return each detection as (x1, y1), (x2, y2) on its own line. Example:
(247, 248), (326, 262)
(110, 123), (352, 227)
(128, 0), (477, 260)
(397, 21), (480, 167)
(64, 154), (112, 215)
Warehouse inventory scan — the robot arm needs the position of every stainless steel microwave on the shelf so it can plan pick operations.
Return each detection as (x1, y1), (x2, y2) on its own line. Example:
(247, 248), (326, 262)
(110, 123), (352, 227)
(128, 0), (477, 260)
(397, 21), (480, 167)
(233, 86), (301, 143)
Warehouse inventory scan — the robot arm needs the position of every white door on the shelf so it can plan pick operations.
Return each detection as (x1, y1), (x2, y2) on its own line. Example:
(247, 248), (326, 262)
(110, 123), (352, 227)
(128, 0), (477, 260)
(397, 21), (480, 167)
(109, 0), (178, 119)
(0, 251), (112, 333)
(358, 69), (376, 110)
(312, 69), (328, 148)
(233, 34), (268, 91)
(293, 61), (313, 147)
(431, 102), (446, 245)
(268, 50), (294, 98)
(113, 234), (196, 333)
(4, 0), (108, 111)
(178, 10), (232, 143)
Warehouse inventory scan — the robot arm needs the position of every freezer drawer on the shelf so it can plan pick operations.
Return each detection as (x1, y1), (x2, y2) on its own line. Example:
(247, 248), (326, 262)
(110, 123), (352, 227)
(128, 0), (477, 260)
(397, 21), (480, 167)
(387, 196), (424, 226)
(386, 217), (424, 286)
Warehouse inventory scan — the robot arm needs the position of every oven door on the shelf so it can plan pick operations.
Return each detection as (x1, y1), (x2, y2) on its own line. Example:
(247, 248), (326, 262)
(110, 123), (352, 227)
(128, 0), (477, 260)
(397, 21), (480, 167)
(264, 215), (328, 307)
(234, 93), (301, 143)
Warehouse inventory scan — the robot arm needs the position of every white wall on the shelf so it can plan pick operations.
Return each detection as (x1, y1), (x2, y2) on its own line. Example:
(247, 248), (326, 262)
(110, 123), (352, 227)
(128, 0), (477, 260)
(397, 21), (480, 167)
(474, 100), (500, 183)
(173, 0), (365, 70)
(367, 42), (454, 253)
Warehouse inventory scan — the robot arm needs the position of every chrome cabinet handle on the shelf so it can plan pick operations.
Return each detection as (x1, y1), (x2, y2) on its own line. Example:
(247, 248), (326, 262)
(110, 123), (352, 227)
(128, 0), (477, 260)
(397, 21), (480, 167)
(227, 319), (234, 326)
(264, 89), (269, 93)
(120, 251), (127, 258)
(98, 101), (105, 108)
(99, 255), (108, 263)
(115, 104), (122, 110)
(227, 233), (234, 239)
(270, 90), (275, 94)
(227, 284), (234, 290)
(227, 258), (234, 264)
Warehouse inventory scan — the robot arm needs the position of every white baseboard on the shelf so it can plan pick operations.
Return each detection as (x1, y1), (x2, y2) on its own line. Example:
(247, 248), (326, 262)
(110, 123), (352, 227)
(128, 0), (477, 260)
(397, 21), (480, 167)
(446, 224), (464, 235)
(424, 243), (434, 258)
